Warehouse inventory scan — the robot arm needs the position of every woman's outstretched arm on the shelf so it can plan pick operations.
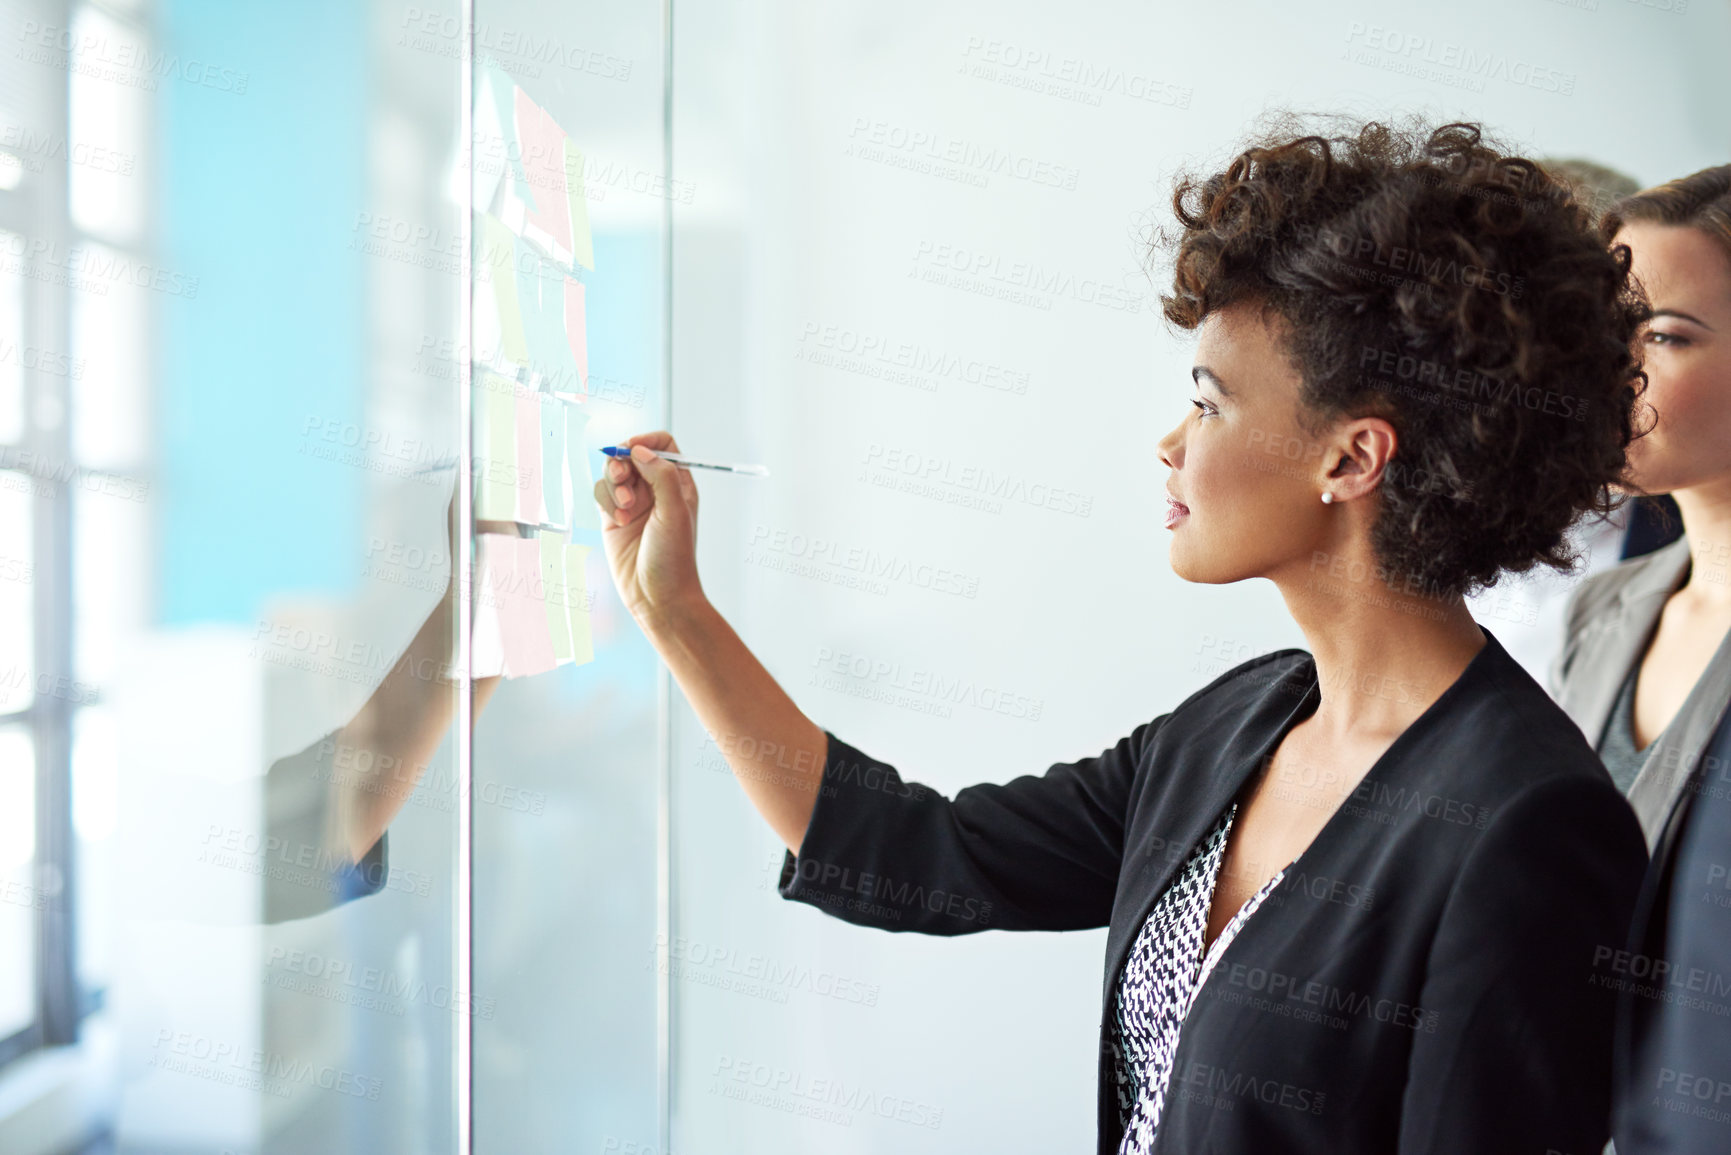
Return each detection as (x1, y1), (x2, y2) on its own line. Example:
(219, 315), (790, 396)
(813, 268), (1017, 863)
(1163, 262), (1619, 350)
(594, 432), (825, 855)
(595, 430), (1169, 935)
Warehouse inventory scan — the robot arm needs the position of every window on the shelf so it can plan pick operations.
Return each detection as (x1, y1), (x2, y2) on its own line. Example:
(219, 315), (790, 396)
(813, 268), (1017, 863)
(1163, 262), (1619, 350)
(0, 0), (153, 1071)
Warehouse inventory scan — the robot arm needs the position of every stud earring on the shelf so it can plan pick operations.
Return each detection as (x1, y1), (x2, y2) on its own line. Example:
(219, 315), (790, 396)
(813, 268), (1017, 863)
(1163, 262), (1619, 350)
(1320, 492), (1335, 504)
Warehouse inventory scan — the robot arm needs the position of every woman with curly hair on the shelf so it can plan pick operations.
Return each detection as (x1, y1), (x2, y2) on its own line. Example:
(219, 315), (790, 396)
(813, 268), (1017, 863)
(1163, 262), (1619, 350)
(594, 116), (1649, 1154)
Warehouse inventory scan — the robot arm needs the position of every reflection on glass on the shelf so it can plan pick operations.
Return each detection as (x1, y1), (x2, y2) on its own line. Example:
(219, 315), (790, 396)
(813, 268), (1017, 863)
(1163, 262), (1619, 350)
(0, 1), (469, 1151)
(72, 481), (149, 686)
(0, 239), (21, 444)
(0, 726), (34, 1042)
(69, 248), (148, 471)
(68, 4), (147, 245)
(0, 476), (30, 714)
(71, 706), (117, 1002)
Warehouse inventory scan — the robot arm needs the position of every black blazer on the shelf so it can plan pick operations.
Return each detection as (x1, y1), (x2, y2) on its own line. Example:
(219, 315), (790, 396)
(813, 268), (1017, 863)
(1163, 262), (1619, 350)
(776, 628), (1647, 1154)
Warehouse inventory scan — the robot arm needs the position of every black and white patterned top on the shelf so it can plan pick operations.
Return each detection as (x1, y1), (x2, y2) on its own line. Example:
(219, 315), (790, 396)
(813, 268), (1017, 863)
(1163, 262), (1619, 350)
(1108, 801), (1291, 1154)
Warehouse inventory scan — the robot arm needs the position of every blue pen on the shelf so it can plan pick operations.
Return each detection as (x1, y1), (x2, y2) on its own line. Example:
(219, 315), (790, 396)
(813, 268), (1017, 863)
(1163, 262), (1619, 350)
(601, 445), (769, 477)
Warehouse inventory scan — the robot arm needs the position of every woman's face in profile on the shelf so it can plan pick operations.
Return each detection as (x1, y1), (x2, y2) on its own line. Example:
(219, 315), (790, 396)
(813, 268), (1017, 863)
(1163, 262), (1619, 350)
(1156, 300), (1338, 585)
(1617, 221), (1731, 496)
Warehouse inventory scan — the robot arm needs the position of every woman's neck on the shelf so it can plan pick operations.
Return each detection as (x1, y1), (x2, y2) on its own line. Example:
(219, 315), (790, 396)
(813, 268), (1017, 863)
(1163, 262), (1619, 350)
(1273, 555), (1487, 743)
(1670, 479), (1731, 611)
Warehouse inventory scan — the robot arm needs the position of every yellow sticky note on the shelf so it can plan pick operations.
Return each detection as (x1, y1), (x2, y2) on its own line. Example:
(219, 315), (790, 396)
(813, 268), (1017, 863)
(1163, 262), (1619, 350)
(565, 139), (594, 271)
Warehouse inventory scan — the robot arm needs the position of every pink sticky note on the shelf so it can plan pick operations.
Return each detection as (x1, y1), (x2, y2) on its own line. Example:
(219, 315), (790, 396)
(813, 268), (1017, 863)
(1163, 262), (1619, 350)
(563, 277), (587, 397)
(513, 87), (572, 254)
(513, 385), (546, 525)
(501, 536), (556, 676)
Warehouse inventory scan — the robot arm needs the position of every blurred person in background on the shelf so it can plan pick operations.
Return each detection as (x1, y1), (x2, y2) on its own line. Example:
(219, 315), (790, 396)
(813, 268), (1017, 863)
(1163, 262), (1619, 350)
(1549, 163), (1731, 1155)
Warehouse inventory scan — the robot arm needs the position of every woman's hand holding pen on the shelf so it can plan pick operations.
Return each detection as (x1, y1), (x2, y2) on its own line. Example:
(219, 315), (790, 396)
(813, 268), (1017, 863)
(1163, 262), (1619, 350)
(594, 430), (706, 634)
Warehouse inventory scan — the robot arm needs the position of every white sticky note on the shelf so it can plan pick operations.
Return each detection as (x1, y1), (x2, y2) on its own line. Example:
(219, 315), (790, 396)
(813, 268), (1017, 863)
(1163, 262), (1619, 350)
(470, 533), (507, 678)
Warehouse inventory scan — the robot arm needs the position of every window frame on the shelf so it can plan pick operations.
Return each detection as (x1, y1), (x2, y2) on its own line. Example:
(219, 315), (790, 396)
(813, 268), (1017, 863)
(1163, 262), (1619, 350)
(0, 0), (153, 1075)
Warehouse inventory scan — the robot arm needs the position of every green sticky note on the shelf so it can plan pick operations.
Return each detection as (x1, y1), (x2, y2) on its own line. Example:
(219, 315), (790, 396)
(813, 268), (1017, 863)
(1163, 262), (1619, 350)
(565, 138), (594, 270)
(474, 373), (517, 519)
(540, 532), (572, 662)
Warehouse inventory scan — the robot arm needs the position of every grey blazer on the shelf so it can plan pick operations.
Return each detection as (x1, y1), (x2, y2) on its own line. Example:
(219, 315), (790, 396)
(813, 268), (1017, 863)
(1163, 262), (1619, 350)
(1550, 534), (1731, 847)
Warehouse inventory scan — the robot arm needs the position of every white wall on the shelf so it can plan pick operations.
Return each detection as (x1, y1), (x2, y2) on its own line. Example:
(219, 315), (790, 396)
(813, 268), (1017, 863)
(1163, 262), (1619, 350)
(668, 1), (1731, 1151)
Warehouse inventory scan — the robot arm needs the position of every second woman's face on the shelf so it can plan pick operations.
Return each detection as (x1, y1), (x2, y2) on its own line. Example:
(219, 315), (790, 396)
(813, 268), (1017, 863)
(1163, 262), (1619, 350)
(1155, 300), (1338, 585)
(1617, 221), (1731, 496)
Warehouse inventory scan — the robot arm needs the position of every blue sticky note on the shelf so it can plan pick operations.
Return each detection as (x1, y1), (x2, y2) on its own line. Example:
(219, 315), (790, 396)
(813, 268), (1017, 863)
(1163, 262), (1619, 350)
(514, 249), (581, 393)
(540, 392), (567, 528)
(566, 404), (600, 531)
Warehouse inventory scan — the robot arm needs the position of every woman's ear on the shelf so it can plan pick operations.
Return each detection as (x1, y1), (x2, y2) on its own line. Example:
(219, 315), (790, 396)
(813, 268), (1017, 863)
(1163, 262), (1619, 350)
(1324, 417), (1397, 502)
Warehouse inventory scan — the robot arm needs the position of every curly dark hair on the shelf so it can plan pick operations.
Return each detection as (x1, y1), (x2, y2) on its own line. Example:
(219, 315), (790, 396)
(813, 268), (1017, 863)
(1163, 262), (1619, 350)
(1154, 113), (1649, 597)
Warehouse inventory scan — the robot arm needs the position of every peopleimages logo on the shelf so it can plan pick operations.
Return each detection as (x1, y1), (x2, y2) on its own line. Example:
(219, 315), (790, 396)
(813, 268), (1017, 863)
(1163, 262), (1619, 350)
(812, 644), (1045, 722)
(0, 234), (200, 298)
(17, 20), (250, 94)
(711, 1055), (944, 1129)
(909, 239), (1148, 314)
(786, 855), (994, 927)
(1341, 22), (1576, 96)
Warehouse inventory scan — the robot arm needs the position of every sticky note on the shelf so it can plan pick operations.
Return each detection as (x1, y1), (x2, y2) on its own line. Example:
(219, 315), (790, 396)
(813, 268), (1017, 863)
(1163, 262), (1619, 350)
(565, 542), (593, 665)
(470, 533), (507, 677)
(514, 86), (573, 256)
(499, 182), (527, 236)
(513, 386), (546, 525)
(472, 265), (503, 370)
(565, 404), (600, 531)
(565, 139), (594, 270)
(474, 374), (517, 520)
(472, 66), (509, 214)
(482, 63), (527, 204)
(540, 392), (567, 529)
(502, 536), (556, 676)
(516, 250), (581, 393)
(477, 213), (529, 366)
(562, 276), (587, 397)
(540, 533), (572, 662)
(475, 530), (592, 680)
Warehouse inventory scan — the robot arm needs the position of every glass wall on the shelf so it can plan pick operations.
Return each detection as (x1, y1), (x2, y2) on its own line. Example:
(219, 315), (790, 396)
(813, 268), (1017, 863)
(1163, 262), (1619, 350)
(0, 0), (472, 1151)
(0, 0), (676, 1149)
(462, 0), (668, 1152)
